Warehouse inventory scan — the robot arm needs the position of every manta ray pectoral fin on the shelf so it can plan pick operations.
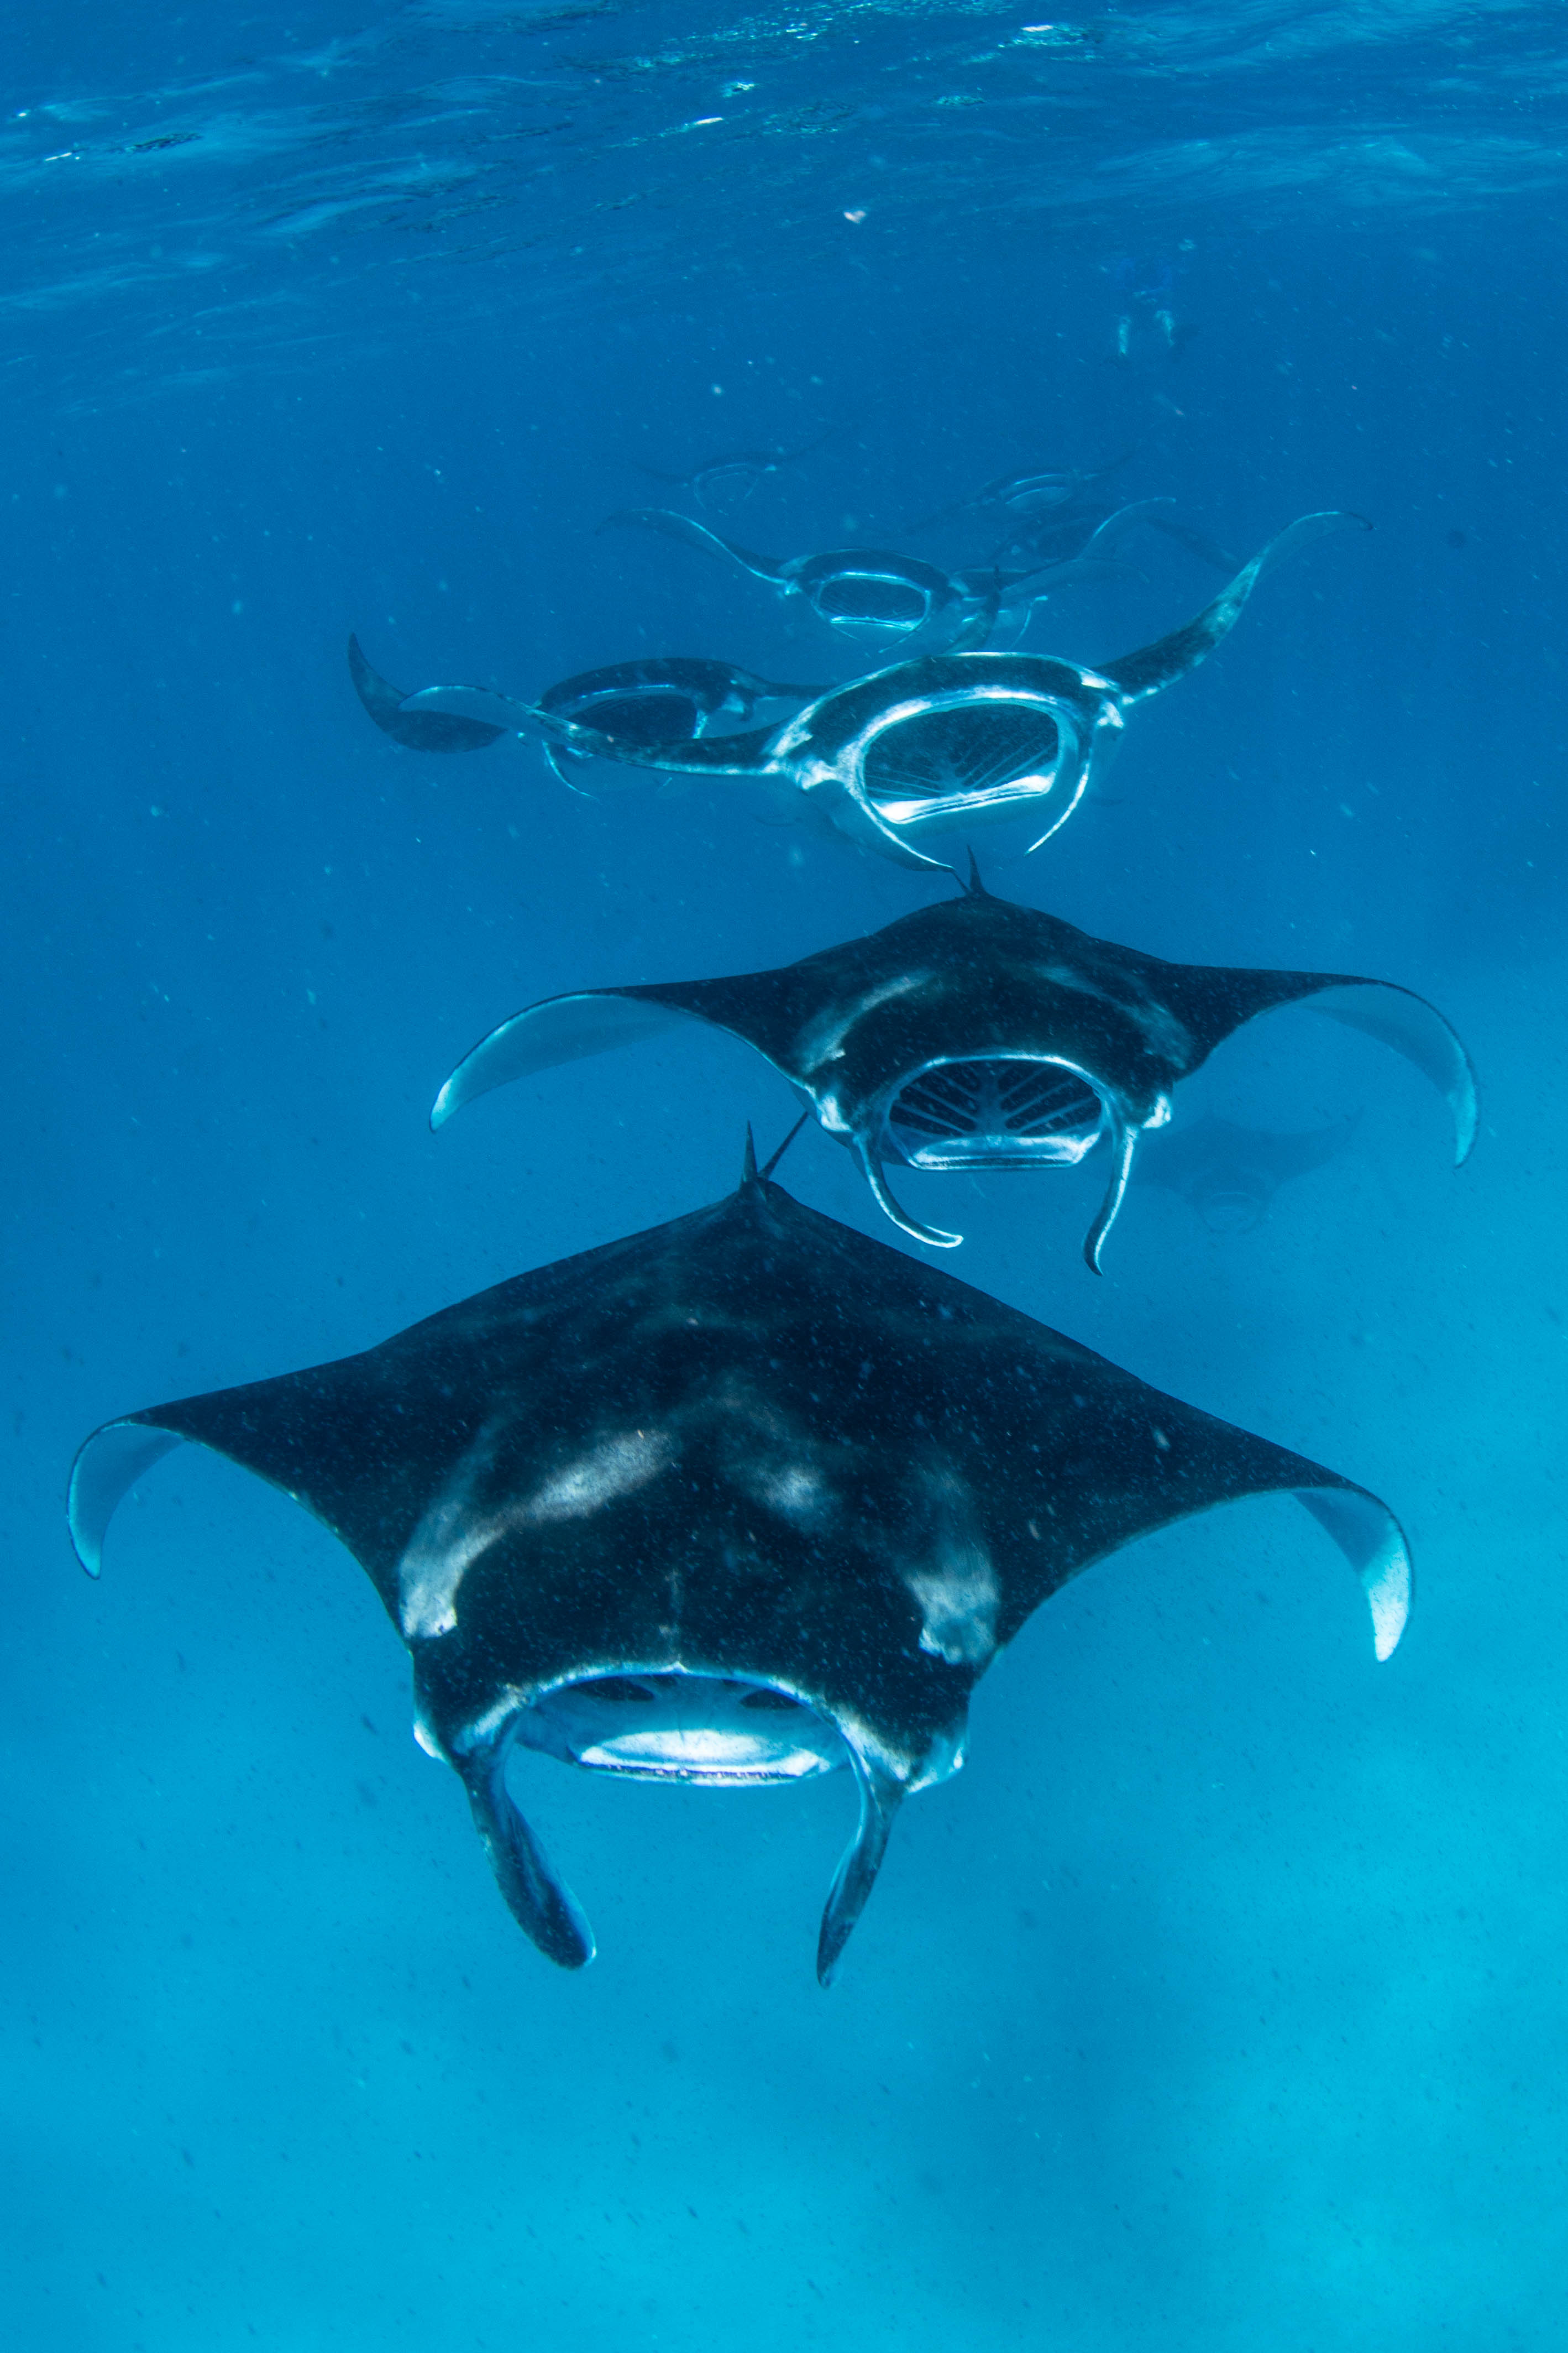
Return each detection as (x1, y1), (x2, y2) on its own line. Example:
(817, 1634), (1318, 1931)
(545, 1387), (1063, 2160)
(458, 1740), (595, 1970)
(1082, 1115), (1138, 1273)
(854, 1140), (962, 1249)
(403, 682), (537, 733)
(432, 994), (704, 1129)
(597, 508), (789, 584)
(68, 1419), (187, 1575)
(347, 636), (508, 753)
(817, 1747), (903, 1987)
(1097, 511), (1371, 705)
(1080, 494), (1176, 557)
(1292, 1484), (1412, 1660)
(1294, 983), (1478, 1164)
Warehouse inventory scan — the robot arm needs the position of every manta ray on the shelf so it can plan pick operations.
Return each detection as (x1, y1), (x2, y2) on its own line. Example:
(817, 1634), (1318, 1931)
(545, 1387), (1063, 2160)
(596, 500), (1150, 647)
(628, 428), (838, 509)
(351, 512), (1368, 871)
(900, 454), (1135, 538)
(348, 641), (820, 788)
(432, 868), (1473, 1268)
(1136, 1111), (1361, 1235)
(70, 1147), (1411, 1984)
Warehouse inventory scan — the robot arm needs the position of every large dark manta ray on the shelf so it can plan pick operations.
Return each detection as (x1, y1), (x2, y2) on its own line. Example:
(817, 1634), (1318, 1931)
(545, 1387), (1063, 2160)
(71, 1149), (1411, 1985)
(349, 513), (1369, 872)
(432, 869), (1476, 1269)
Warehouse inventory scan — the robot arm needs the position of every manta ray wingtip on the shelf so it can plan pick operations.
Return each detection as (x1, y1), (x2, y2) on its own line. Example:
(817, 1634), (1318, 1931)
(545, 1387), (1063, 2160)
(1293, 1486), (1412, 1661)
(67, 1419), (187, 1577)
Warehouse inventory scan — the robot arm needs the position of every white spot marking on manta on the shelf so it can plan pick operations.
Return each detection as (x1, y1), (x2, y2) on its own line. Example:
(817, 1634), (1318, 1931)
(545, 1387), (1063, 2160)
(796, 972), (929, 1075)
(397, 1419), (507, 1640)
(521, 1430), (675, 1526)
(748, 1461), (830, 1527)
(906, 1540), (999, 1666)
(398, 1426), (674, 1639)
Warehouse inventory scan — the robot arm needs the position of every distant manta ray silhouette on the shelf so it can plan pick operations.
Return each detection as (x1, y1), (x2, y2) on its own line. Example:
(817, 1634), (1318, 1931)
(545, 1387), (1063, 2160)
(901, 451), (1137, 537)
(431, 864), (1473, 1269)
(596, 499), (1156, 647)
(628, 427), (838, 508)
(350, 512), (1371, 871)
(70, 1145), (1412, 1985)
(1136, 1111), (1361, 1233)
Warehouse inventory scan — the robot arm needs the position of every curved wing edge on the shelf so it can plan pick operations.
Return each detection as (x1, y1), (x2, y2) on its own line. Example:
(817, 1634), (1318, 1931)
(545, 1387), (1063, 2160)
(432, 993), (708, 1129)
(1293, 1483), (1412, 1660)
(68, 1421), (188, 1576)
(1099, 510), (1371, 704)
(1296, 981), (1477, 1165)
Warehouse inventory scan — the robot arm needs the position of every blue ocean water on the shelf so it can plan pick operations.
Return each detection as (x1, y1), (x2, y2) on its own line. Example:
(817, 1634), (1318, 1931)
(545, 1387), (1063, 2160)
(6, 3), (1565, 2346)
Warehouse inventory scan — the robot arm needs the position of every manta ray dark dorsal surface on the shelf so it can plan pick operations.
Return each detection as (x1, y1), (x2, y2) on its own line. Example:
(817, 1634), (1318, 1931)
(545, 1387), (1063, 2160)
(433, 879), (1476, 1265)
(71, 1168), (1410, 1985)
(348, 634), (508, 752)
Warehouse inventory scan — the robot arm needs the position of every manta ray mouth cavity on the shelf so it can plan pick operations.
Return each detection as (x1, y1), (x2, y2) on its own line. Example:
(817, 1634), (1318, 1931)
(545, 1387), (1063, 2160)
(513, 1670), (848, 1784)
(816, 573), (932, 628)
(856, 691), (1069, 824)
(885, 1057), (1107, 1169)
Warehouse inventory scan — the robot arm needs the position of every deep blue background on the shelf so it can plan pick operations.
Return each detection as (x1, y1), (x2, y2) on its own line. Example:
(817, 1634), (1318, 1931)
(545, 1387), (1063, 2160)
(5, 6), (1566, 2346)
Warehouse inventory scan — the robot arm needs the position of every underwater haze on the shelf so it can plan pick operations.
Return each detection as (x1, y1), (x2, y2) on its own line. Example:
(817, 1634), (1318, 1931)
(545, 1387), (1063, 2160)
(6, 3), (1566, 2348)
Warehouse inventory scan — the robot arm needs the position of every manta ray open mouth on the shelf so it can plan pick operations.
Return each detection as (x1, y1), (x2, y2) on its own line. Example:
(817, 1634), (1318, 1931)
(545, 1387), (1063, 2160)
(859, 700), (1063, 820)
(816, 574), (932, 626)
(514, 1672), (846, 1784)
(885, 1057), (1105, 1168)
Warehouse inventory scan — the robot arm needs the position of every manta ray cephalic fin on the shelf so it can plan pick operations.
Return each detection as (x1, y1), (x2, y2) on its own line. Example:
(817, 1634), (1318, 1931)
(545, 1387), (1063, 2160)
(817, 1748), (903, 1987)
(854, 1140), (962, 1249)
(459, 1740), (596, 1969)
(1082, 1114), (1139, 1274)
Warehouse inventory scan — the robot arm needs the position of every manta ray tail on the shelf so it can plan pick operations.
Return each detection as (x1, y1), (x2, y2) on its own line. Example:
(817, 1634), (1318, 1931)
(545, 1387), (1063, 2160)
(759, 1112), (811, 1182)
(459, 1740), (596, 1970)
(817, 1750), (903, 1987)
(1097, 511), (1371, 705)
